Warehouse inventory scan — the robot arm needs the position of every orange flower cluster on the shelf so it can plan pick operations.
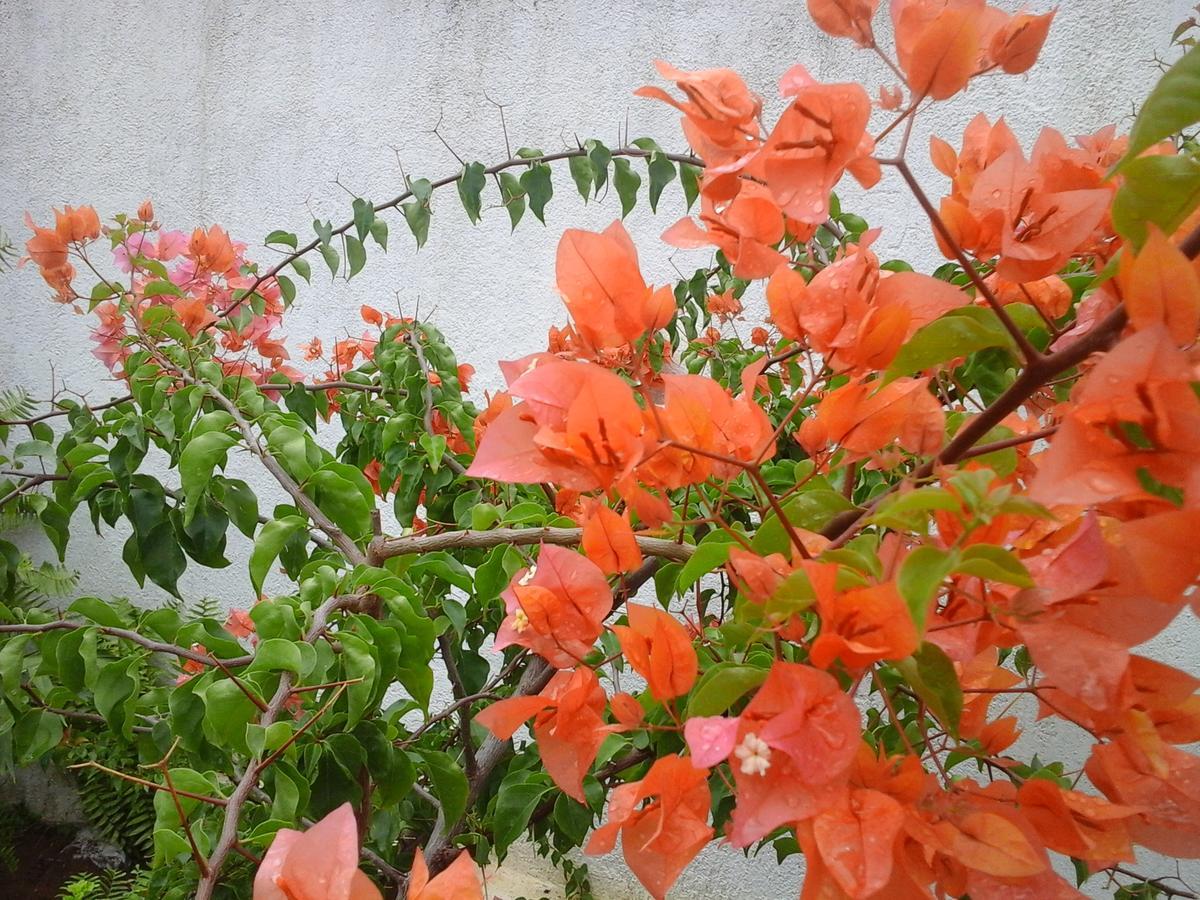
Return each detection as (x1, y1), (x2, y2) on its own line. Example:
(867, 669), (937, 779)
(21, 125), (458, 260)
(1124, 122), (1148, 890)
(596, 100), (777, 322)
(24, 205), (100, 302)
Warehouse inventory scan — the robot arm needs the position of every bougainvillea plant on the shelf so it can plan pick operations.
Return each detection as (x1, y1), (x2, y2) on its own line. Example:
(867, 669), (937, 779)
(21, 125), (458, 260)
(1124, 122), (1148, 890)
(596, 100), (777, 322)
(4, 2), (1200, 898)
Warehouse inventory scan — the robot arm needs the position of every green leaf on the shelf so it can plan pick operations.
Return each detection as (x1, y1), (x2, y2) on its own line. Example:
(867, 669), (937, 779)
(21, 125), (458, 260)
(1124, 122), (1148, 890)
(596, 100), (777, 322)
(647, 152), (677, 212)
(180, 432), (237, 523)
(679, 162), (702, 210)
(13, 710), (63, 763)
(369, 217), (389, 250)
(55, 627), (91, 694)
(493, 773), (553, 858)
(1112, 154), (1200, 248)
(1122, 46), (1200, 164)
(217, 478), (259, 538)
(143, 280), (183, 298)
(897, 546), (955, 635)
(202, 678), (258, 755)
(308, 469), (371, 539)
(67, 597), (125, 629)
(345, 235), (367, 277)
(141, 522), (187, 597)
(249, 516), (309, 594)
(868, 488), (961, 532)
(687, 663), (768, 717)
(458, 162), (487, 223)
(419, 432), (448, 473)
(410, 177), (434, 203)
(896, 642), (963, 736)
(954, 544), (1034, 588)
(885, 307), (1014, 382)
(340, 632), (377, 728)
(612, 157), (641, 218)
(291, 257), (311, 283)
(265, 230), (298, 249)
(498, 172), (526, 231)
(318, 242), (340, 278)
(402, 202), (431, 248)
(521, 164), (553, 223)
(415, 748), (468, 825)
(0, 635), (31, 690)
(248, 638), (304, 675)
(676, 534), (735, 590)
(752, 491), (854, 555)
(586, 140), (612, 193)
(277, 274), (296, 305)
(95, 659), (137, 736)
(352, 198), (375, 241)
(266, 425), (315, 481)
(568, 154), (593, 200)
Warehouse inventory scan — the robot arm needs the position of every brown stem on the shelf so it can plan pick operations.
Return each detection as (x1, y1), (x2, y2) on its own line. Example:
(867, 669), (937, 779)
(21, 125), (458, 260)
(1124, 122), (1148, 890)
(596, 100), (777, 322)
(437, 633), (477, 777)
(370, 525), (694, 563)
(196, 593), (357, 899)
(0, 472), (63, 508)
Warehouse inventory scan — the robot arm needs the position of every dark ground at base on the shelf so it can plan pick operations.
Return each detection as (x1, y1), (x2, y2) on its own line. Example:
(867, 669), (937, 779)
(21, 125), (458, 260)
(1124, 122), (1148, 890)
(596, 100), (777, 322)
(2, 818), (106, 898)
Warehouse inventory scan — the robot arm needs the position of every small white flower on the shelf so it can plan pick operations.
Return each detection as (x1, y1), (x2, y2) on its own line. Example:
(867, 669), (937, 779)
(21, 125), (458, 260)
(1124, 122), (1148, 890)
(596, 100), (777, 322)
(512, 608), (531, 633)
(518, 565), (537, 586)
(734, 731), (771, 776)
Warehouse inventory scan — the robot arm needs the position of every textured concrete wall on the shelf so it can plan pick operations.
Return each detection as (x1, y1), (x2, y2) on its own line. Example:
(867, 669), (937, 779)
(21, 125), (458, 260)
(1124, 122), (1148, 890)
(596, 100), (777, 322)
(2, 1), (1197, 896)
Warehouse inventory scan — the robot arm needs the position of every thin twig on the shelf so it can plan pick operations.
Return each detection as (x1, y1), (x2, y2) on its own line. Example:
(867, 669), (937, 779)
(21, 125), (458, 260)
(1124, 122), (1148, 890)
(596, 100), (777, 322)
(221, 147), (703, 320)
(0, 620), (254, 668)
(0, 394), (133, 427)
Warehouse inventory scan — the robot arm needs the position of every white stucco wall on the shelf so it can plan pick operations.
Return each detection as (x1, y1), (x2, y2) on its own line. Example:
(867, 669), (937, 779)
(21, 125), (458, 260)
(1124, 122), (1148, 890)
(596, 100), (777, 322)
(2, 1), (1198, 897)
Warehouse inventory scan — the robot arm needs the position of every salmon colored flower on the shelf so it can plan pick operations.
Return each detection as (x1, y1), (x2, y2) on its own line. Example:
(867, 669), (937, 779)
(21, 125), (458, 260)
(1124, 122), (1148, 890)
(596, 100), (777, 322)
(53, 205), (101, 243)
(760, 66), (879, 225)
(224, 608), (256, 640)
(406, 848), (483, 900)
(252, 803), (382, 900)
(585, 754), (714, 899)
(556, 222), (675, 354)
(727, 662), (860, 845)
(493, 544), (612, 668)
(807, 0), (879, 47)
(635, 60), (763, 169)
(301, 338), (324, 361)
(189, 225), (238, 274)
(810, 582), (919, 670)
(705, 290), (743, 319)
(580, 501), (643, 574)
(612, 604), (698, 701)
(467, 359), (655, 493)
(668, 184), (788, 279)
(475, 666), (615, 802)
(798, 376), (945, 460)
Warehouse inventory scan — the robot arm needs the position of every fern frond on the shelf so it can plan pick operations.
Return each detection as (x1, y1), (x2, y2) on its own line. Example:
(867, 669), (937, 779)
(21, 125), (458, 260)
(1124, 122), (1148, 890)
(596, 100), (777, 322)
(0, 386), (35, 423)
(0, 495), (40, 530)
(18, 558), (79, 599)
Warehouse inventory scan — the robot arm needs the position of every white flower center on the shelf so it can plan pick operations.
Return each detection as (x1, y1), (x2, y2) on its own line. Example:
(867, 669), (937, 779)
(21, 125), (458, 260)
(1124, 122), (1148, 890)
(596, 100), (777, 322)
(734, 731), (771, 776)
(518, 565), (537, 586)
